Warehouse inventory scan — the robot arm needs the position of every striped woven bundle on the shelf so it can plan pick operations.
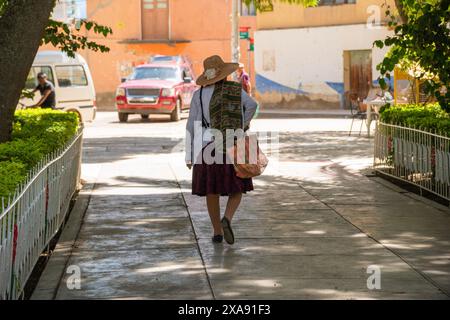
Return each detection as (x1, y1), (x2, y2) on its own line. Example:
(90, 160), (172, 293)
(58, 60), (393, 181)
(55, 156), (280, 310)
(209, 81), (243, 151)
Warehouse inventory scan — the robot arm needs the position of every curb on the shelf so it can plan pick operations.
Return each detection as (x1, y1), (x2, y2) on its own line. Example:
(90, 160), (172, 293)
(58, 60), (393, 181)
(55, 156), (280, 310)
(30, 182), (95, 300)
(257, 111), (352, 119)
(371, 176), (450, 213)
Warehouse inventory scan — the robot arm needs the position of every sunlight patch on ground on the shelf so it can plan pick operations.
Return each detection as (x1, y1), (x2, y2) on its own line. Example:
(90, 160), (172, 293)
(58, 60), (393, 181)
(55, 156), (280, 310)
(136, 261), (203, 274)
(92, 186), (181, 196)
(304, 230), (327, 235)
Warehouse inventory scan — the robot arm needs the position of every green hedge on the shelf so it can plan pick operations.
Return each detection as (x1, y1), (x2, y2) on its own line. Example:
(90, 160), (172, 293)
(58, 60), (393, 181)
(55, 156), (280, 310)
(380, 103), (450, 134)
(0, 109), (79, 201)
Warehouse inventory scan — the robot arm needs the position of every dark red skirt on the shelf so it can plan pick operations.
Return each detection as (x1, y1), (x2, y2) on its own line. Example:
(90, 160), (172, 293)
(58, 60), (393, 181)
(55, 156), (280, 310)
(192, 145), (254, 197)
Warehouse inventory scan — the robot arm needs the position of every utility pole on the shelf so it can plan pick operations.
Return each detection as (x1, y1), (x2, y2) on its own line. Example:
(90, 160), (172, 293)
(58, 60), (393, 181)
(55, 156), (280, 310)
(231, 0), (240, 80)
(168, 0), (172, 41)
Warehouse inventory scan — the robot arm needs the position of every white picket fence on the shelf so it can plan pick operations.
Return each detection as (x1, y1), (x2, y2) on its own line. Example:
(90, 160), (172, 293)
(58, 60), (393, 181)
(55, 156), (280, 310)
(374, 122), (450, 201)
(0, 128), (83, 300)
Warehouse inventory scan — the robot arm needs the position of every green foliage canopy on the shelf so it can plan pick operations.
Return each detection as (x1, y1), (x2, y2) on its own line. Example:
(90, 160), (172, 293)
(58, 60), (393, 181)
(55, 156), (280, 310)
(375, 0), (450, 113)
(0, 0), (112, 59)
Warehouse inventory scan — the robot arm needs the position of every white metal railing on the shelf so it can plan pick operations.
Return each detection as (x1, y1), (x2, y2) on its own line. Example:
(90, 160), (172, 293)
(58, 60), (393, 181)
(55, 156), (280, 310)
(374, 122), (450, 201)
(0, 127), (83, 300)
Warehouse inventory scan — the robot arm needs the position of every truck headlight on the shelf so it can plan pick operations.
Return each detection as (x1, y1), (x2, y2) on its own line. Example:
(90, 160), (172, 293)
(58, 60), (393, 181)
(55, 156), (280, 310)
(161, 88), (176, 97)
(116, 88), (126, 97)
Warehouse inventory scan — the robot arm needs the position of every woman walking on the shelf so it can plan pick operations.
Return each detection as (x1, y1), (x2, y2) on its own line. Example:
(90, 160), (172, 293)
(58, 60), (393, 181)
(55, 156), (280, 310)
(186, 55), (258, 245)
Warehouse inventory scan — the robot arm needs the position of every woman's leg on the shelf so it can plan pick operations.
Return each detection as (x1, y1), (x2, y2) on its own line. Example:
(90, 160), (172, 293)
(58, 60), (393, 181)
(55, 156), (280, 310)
(206, 194), (222, 235)
(224, 193), (243, 222)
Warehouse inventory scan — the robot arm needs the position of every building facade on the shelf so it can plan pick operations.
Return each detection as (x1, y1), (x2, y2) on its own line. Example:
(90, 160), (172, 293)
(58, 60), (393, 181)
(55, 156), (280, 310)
(254, 0), (395, 110)
(45, 0), (256, 108)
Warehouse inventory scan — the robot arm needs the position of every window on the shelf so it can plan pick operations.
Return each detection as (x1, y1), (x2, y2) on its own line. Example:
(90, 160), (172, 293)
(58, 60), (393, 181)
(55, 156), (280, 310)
(143, 0), (168, 10)
(318, 0), (356, 5)
(25, 66), (55, 90)
(240, 0), (256, 16)
(129, 67), (179, 81)
(52, 0), (87, 22)
(151, 55), (181, 63)
(55, 65), (88, 87)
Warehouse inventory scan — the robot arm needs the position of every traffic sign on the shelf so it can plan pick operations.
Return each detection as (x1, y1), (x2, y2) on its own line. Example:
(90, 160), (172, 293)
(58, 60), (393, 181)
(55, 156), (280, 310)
(240, 26), (250, 39)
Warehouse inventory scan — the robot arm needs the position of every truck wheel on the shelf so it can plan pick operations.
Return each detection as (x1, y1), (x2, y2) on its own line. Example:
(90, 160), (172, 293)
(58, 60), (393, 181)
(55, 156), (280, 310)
(170, 99), (181, 122)
(118, 113), (129, 123)
(141, 114), (149, 120)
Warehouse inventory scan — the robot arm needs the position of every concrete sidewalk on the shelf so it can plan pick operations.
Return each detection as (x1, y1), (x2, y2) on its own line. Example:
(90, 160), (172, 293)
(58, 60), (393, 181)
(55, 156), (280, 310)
(32, 113), (450, 300)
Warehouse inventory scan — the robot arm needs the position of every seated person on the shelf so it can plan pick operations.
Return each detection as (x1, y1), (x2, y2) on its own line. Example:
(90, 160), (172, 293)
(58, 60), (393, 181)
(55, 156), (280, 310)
(360, 86), (393, 112)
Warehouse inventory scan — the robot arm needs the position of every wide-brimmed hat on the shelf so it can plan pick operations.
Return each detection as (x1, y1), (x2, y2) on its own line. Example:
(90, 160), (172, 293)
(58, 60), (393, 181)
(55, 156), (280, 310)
(196, 55), (239, 86)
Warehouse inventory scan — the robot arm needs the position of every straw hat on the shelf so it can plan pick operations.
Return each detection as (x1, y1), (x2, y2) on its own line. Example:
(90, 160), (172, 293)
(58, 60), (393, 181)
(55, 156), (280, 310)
(196, 55), (239, 86)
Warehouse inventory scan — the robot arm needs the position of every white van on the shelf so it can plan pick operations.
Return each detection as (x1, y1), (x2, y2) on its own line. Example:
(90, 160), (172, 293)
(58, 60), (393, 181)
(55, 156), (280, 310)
(20, 51), (97, 122)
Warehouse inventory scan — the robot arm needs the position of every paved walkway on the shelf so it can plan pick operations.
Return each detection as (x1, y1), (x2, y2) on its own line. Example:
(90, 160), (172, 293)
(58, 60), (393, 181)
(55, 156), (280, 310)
(33, 113), (450, 299)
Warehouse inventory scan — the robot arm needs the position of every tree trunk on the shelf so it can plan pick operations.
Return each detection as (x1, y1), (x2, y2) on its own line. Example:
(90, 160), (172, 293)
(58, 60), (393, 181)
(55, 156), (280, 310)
(0, 0), (55, 143)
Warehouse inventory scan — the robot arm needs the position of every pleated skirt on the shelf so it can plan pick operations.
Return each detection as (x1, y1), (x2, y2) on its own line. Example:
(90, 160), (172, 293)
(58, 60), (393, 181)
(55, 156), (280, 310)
(192, 145), (254, 197)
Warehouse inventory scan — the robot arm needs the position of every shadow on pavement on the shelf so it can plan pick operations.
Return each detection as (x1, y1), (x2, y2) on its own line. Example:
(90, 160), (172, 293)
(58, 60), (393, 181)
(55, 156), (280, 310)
(82, 136), (183, 164)
(59, 129), (450, 299)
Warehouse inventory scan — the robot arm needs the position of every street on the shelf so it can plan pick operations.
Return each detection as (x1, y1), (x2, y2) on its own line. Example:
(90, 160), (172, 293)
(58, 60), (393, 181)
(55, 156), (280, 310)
(34, 112), (450, 300)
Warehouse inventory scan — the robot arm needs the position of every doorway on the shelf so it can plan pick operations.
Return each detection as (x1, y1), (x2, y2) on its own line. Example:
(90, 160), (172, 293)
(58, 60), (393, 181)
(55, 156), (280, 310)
(344, 50), (372, 108)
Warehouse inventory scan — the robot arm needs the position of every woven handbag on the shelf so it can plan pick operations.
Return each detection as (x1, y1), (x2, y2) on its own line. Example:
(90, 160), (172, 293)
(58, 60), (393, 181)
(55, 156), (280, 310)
(227, 134), (269, 179)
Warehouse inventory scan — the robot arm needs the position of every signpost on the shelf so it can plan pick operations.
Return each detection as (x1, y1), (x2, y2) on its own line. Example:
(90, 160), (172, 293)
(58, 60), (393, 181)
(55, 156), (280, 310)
(235, 24), (255, 83)
(245, 37), (254, 83)
(240, 26), (250, 40)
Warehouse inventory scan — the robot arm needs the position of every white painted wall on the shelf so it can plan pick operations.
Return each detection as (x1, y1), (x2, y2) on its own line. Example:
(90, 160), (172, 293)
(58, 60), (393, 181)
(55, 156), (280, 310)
(255, 23), (392, 95)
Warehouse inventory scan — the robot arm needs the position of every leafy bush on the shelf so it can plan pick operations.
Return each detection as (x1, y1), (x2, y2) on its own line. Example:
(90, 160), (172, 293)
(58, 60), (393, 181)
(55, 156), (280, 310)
(13, 109), (79, 153)
(0, 138), (45, 169)
(0, 109), (79, 201)
(380, 103), (450, 135)
(0, 161), (27, 202)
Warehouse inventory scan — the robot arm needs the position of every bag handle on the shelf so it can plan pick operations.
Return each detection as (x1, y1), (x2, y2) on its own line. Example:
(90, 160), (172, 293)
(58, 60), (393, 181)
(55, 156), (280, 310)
(199, 86), (210, 128)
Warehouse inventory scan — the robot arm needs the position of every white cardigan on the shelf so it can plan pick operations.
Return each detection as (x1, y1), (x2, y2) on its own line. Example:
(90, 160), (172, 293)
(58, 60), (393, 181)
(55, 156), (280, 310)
(185, 84), (258, 163)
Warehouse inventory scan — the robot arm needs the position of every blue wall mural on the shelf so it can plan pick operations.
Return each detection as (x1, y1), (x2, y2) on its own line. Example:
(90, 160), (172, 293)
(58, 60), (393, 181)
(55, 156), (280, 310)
(256, 74), (306, 95)
(325, 82), (345, 95)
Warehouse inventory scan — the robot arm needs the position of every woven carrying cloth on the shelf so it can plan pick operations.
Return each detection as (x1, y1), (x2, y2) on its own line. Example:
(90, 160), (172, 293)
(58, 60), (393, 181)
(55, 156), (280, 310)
(209, 81), (243, 152)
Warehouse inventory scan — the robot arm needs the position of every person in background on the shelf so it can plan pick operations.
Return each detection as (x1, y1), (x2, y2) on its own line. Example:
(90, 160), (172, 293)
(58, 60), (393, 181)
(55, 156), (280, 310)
(360, 83), (394, 112)
(237, 63), (252, 95)
(32, 72), (56, 109)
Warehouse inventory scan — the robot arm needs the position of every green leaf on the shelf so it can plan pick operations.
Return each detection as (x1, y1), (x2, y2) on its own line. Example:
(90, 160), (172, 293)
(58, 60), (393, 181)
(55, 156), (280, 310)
(374, 40), (384, 49)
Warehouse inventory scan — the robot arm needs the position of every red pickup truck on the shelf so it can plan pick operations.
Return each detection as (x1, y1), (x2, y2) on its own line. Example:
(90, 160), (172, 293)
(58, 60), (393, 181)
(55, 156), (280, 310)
(115, 59), (197, 122)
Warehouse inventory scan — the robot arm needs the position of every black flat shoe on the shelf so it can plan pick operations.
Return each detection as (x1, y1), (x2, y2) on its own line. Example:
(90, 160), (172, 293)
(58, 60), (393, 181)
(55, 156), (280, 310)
(212, 235), (223, 243)
(221, 217), (235, 245)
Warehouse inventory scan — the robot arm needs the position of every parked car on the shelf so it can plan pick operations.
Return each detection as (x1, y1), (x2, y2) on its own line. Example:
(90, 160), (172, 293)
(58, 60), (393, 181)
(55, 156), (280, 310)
(21, 51), (97, 123)
(116, 59), (197, 122)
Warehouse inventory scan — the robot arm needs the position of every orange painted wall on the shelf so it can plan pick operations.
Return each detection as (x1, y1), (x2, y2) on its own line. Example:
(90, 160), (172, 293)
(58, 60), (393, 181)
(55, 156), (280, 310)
(39, 0), (256, 109)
